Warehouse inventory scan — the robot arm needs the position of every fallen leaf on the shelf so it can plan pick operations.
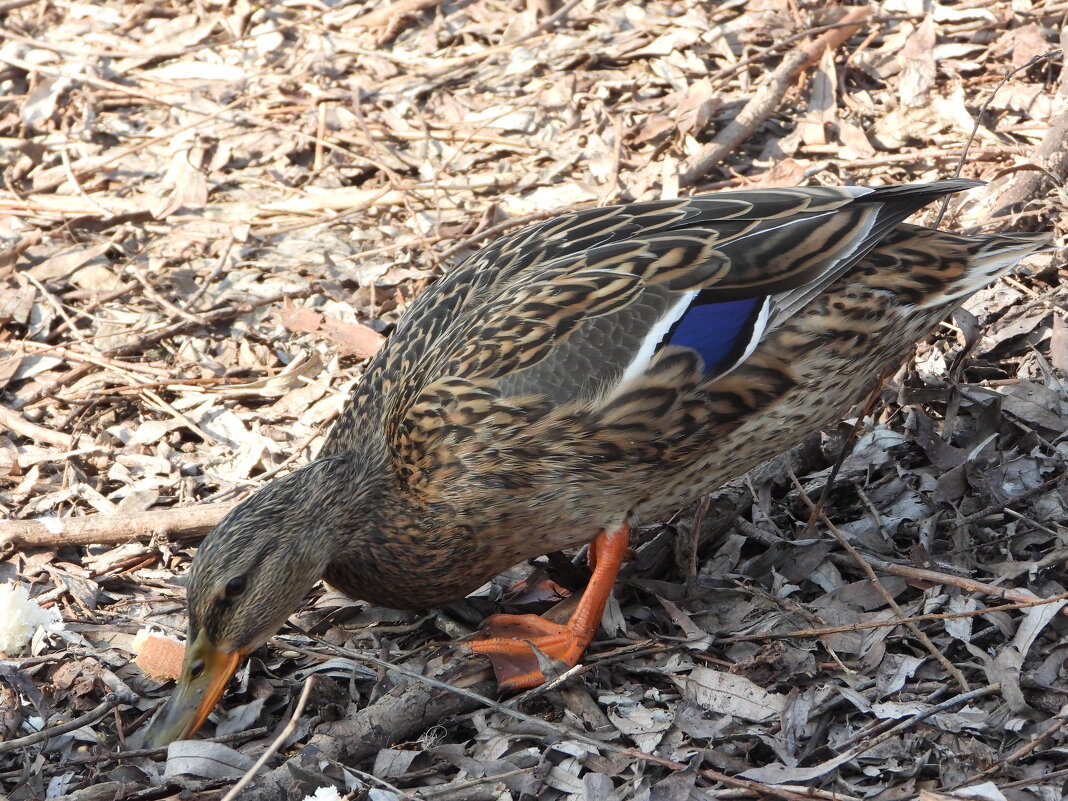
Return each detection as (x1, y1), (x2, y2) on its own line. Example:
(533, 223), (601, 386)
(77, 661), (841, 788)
(676, 667), (785, 723)
(162, 740), (255, 779)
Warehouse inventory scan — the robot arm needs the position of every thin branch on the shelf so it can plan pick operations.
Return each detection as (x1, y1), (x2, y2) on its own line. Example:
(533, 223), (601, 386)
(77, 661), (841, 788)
(220, 678), (315, 801)
(936, 48), (1064, 227)
(0, 694), (121, 754)
(718, 590), (1068, 645)
(680, 6), (871, 186)
(787, 466), (971, 692)
(0, 502), (235, 551)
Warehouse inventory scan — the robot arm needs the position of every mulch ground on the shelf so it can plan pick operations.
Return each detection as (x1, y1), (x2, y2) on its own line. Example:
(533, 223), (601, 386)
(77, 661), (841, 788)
(1, 1), (1067, 799)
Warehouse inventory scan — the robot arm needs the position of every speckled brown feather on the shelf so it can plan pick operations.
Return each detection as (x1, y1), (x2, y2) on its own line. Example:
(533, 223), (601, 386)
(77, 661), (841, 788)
(185, 182), (1049, 643)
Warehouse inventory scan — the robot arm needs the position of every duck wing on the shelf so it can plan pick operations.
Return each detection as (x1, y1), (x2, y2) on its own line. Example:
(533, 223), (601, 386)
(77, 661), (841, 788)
(321, 181), (979, 459)
(394, 180), (978, 409)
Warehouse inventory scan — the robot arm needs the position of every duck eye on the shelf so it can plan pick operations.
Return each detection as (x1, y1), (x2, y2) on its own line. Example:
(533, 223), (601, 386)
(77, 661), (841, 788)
(224, 576), (246, 598)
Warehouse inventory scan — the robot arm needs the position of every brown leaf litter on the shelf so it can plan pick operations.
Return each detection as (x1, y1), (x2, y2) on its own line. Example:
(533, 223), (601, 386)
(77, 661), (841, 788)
(1, 1), (1067, 800)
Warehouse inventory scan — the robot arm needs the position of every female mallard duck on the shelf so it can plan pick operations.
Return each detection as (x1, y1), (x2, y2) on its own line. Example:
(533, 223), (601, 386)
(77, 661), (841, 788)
(145, 180), (1047, 745)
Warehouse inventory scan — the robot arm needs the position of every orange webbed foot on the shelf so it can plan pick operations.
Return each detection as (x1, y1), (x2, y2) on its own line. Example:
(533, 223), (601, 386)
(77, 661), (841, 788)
(468, 525), (629, 690)
(468, 614), (589, 689)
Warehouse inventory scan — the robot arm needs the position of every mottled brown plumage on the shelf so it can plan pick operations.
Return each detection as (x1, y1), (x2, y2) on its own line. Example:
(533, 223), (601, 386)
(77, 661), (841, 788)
(144, 181), (1048, 745)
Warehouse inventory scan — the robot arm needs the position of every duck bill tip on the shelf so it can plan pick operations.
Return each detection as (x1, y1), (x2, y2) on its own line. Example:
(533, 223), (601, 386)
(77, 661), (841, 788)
(142, 634), (244, 749)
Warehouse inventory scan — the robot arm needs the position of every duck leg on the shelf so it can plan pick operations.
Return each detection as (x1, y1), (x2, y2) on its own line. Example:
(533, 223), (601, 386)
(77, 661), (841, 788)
(468, 524), (629, 690)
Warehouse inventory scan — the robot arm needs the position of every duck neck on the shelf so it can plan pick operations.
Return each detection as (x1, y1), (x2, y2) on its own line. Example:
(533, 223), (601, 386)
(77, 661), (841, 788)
(306, 433), (390, 554)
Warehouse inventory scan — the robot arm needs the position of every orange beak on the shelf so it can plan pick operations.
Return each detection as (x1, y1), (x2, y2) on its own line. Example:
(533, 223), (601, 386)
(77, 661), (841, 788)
(142, 630), (245, 748)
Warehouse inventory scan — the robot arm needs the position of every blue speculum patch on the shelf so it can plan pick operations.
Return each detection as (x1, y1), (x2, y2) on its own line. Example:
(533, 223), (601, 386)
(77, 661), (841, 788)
(665, 296), (764, 375)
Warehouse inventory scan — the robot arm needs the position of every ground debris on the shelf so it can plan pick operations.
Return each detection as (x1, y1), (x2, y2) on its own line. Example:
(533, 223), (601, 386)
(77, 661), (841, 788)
(1, 1), (1067, 800)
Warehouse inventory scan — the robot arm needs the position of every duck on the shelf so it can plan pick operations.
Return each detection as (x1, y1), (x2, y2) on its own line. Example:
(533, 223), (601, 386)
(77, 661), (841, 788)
(143, 180), (1048, 746)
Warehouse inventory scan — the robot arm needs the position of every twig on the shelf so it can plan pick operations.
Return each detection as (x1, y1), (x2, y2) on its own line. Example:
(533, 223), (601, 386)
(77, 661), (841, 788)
(414, 0), (592, 81)
(313, 645), (831, 801)
(126, 260), (206, 325)
(199, 422), (327, 504)
(26, 95), (250, 196)
(0, 694), (121, 754)
(680, 6), (871, 186)
(22, 272), (90, 345)
(815, 684), (1000, 776)
(948, 702), (1068, 789)
(58, 146), (117, 217)
(859, 555), (1068, 613)
(950, 474), (1064, 528)
(718, 590), (1068, 644)
(936, 48), (1064, 227)
(182, 237), (234, 312)
(219, 678), (315, 801)
(245, 633), (820, 801)
(47, 281), (138, 340)
(417, 767), (535, 801)
(317, 645), (594, 746)
(0, 0), (44, 14)
(25, 375), (247, 406)
(104, 288), (317, 360)
(15, 340), (171, 378)
(350, 0), (446, 28)
(708, 15), (915, 88)
(346, 768), (420, 801)
(0, 405), (76, 450)
(140, 388), (224, 446)
(984, 88), (1068, 229)
(0, 502), (236, 551)
(999, 766), (1068, 790)
(787, 466), (971, 692)
(0, 727), (270, 781)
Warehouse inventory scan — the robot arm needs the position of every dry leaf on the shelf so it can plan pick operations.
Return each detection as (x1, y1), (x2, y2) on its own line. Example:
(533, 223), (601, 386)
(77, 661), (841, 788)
(677, 667), (785, 723)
